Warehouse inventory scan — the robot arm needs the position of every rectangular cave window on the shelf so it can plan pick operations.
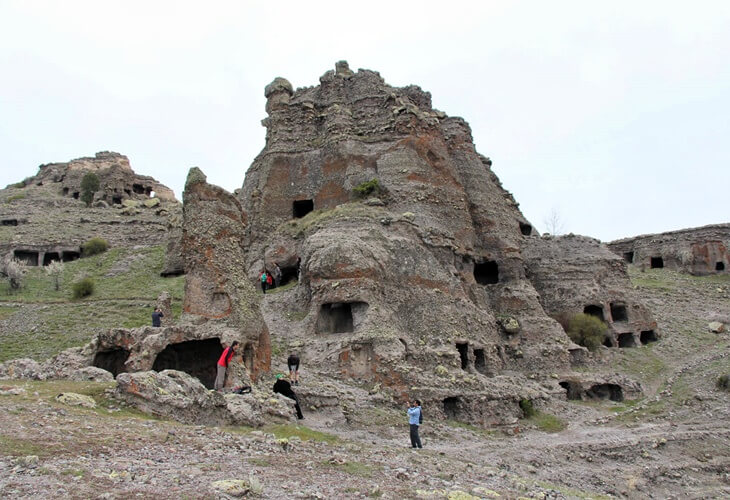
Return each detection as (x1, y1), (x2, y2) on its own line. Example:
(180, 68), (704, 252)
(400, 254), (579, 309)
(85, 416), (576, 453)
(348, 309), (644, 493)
(152, 338), (223, 389)
(72, 191), (79, 199)
(456, 342), (469, 370)
(42, 252), (60, 266)
(293, 199), (314, 218)
(62, 250), (80, 262)
(13, 250), (39, 266)
(519, 222), (532, 236)
(610, 303), (628, 322)
(112, 195), (122, 205)
(640, 330), (658, 344)
(583, 304), (605, 322)
(650, 256), (664, 269)
(443, 396), (461, 419)
(617, 332), (637, 348)
(717, 262), (725, 271)
(318, 302), (354, 333)
(474, 260), (499, 285)
(62, 187), (69, 196)
(473, 348), (487, 374)
(93, 348), (130, 378)
(1, 219), (18, 226)
(623, 251), (634, 263)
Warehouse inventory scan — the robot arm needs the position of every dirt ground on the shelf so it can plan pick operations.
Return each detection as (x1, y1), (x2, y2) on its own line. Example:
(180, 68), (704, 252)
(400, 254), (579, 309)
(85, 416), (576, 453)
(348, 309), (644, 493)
(1, 268), (728, 499)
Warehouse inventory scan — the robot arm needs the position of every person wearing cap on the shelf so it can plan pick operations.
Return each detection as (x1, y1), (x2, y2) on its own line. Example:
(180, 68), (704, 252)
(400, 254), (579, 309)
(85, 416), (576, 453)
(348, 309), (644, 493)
(214, 341), (239, 391)
(273, 374), (304, 419)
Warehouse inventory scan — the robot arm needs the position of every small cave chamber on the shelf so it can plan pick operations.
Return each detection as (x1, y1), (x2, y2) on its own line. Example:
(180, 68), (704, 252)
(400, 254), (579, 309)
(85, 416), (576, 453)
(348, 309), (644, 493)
(292, 199), (314, 218)
(112, 195), (122, 205)
(62, 250), (80, 262)
(617, 332), (637, 348)
(650, 256), (664, 269)
(623, 251), (634, 263)
(278, 264), (299, 286)
(43, 252), (60, 266)
(519, 222), (532, 236)
(473, 348), (487, 375)
(583, 304), (605, 322)
(317, 302), (368, 334)
(559, 381), (582, 400)
(603, 336), (615, 348)
(13, 250), (39, 266)
(442, 396), (462, 419)
(1, 219), (18, 226)
(717, 262), (726, 271)
(586, 383), (623, 402)
(93, 348), (130, 378)
(151, 338), (223, 389)
(474, 260), (499, 285)
(456, 342), (469, 370)
(72, 191), (80, 199)
(640, 330), (658, 345)
(610, 303), (628, 322)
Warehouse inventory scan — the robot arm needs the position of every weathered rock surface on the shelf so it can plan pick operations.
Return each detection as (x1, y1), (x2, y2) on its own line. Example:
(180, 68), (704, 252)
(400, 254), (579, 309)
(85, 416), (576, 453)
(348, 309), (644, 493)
(609, 223), (730, 275)
(55, 392), (97, 408)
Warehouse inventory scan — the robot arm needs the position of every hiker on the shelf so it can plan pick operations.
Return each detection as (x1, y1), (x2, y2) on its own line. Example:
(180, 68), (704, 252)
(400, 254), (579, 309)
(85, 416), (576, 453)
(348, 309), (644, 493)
(273, 374), (304, 419)
(260, 270), (268, 294)
(151, 307), (164, 327)
(407, 399), (423, 449)
(266, 271), (273, 290)
(272, 263), (282, 288)
(287, 352), (300, 385)
(214, 341), (239, 391)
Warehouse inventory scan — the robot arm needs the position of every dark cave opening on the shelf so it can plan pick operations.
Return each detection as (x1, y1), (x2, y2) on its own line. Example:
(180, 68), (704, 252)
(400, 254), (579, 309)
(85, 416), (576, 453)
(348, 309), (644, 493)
(584, 304), (605, 322)
(151, 338), (223, 389)
(443, 396), (461, 419)
(474, 260), (499, 285)
(62, 250), (80, 262)
(93, 348), (130, 378)
(586, 383), (623, 402)
(623, 251), (634, 263)
(559, 381), (582, 400)
(292, 199), (314, 219)
(617, 332), (637, 348)
(318, 302), (355, 333)
(610, 303), (628, 322)
(42, 252), (60, 266)
(1, 219), (18, 226)
(519, 222), (532, 236)
(14, 250), (38, 266)
(473, 348), (486, 374)
(640, 330), (658, 345)
(650, 256), (664, 269)
(112, 195), (122, 205)
(717, 262), (725, 271)
(456, 342), (469, 370)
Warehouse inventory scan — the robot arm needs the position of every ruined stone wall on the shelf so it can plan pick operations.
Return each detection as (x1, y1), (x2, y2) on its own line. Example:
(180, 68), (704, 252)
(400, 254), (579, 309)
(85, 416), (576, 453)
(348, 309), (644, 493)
(608, 223), (730, 275)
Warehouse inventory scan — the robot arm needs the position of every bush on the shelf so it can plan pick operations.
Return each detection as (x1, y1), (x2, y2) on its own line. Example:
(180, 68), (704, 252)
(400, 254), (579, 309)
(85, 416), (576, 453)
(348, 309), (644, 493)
(81, 237), (109, 257)
(567, 313), (607, 352)
(0, 257), (26, 291)
(519, 398), (536, 418)
(80, 172), (100, 207)
(718, 374), (730, 392)
(72, 278), (95, 299)
(353, 178), (381, 198)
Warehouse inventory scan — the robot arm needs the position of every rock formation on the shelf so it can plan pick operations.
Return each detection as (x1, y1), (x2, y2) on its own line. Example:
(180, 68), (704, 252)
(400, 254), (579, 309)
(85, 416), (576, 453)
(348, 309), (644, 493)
(608, 223), (730, 275)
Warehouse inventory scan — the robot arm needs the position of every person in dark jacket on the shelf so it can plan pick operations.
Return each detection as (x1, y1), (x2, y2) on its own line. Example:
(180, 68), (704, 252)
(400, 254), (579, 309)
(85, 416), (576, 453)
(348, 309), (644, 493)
(287, 352), (300, 385)
(260, 270), (268, 294)
(151, 307), (164, 327)
(273, 374), (304, 419)
(407, 399), (423, 449)
(214, 341), (239, 391)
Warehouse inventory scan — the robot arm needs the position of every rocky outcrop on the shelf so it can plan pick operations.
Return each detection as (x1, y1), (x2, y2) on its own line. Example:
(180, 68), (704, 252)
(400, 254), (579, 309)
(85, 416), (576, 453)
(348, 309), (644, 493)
(608, 223), (730, 275)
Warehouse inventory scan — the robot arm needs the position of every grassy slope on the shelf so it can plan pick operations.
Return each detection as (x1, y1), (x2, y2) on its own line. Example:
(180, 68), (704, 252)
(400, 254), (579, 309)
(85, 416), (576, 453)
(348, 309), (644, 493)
(0, 245), (184, 362)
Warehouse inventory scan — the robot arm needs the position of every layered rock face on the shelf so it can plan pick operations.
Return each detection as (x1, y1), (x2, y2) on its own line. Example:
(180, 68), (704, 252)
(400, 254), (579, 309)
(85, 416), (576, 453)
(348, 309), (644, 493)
(608, 224), (730, 275)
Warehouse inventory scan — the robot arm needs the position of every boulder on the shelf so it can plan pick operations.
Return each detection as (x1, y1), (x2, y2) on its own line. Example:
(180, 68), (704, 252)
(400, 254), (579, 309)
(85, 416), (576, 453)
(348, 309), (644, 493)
(709, 322), (726, 333)
(68, 366), (114, 382)
(0, 358), (43, 380)
(55, 392), (97, 408)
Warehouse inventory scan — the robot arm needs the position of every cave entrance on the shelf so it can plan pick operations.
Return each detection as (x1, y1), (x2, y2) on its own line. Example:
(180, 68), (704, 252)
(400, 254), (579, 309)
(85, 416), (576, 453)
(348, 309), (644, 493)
(650, 257), (664, 269)
(610, 303), (628, 322)
(152, 338), (223, 389)
(317, 302), (355, 333)
(72, 192), (79, 199)
(132, 183), (146, 195)
(279, 264), (299, 286)
(617, 332), (637, 348)
(559, 381), (582, 400)
(443, 396), (461, 419)
(112, 195), (122, 205)
(519, 222), (532, 236)
(584, 304), (605, 322)
(623, 251), (634, 263)
(242, 342), (254, 373)
(603, 336), (614, 348)
(93, 348), (130, 378)
(62, 187), (69, 196)
(474, 260), (499, 285)
(717, 262), (725, 271)
(43, 252), (60, 266)
(474, 348), (486, 374)
(14, 250), (38, 266)
(62, 250), (80, 262)
(456, 342), (469, 370)
(586, 383), (623, 402)
(1, 219), (18, 226)
(292, 199), (314, 218)
(640, 330), (658, 345)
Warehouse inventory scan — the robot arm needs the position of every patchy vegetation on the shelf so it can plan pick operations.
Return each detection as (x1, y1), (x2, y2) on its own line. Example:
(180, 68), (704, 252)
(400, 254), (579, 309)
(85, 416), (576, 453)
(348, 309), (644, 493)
(81, 236), (109, 257)
(72, 277), (95, 299)
(567, 313), (607, 351)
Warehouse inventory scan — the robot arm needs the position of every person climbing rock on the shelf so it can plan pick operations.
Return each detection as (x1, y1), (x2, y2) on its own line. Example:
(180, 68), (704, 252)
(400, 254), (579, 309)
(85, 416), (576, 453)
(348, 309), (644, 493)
(407, 399), (423, 449)
(214, 341), (239, 391)
(260, 270), (268, 294)
(151, 307), (164, 327)
(273, 374), (304, 419)
(272, 263), (282, 288)
(287, 352), (300, 385)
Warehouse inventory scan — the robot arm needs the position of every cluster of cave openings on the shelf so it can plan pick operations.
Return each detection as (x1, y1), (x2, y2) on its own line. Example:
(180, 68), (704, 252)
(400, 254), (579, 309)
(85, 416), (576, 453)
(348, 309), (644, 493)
(92, 348), (130, 378)
(13, 250), (38, 266)
(474, 260), (499, 285)
(617, 332), (637, 348)
(43, 252), (60, 266)
(443, 396), (461, 419)
(456, 342), (469, 370)
(610, 303), (628, 322)
(640, 330), (658, 345)
(1, 219), (18, 226)
(586, 383), (623, 402)
(473, 348), (487, 374)
(519, 222), (532, 236)
(151, 338), (223, 389)
(559, 381), (582, 400)
(132, 184), (152, 196)
(623, 251), (634, 264)
(583, 304), (605, 322)
(717, 262), (726, 271)
(317, 302), (366, 334)
(292, 199), (314, 219)
(650, 256), (664, 269)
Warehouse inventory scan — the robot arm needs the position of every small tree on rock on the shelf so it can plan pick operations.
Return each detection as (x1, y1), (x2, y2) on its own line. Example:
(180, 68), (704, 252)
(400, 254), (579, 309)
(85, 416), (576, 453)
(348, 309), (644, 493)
(44, 260), (64, 291)
(80, 172), (100, 207)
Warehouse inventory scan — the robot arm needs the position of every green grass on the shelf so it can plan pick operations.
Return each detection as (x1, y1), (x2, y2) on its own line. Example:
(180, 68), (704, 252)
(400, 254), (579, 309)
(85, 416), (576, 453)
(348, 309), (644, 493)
(325, 460), (376, 478)
(526, 412), (567, 433)
(263, 424), (339, 444)
(0, 305), (17, 320)
(0, 434), (51, 457)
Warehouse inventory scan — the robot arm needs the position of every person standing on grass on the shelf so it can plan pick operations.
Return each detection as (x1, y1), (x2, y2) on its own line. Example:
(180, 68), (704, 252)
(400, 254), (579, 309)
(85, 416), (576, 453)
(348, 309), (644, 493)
(407, 399), (422, 449)
(151, 307), (164, 327)
(214, 341), (239, 391)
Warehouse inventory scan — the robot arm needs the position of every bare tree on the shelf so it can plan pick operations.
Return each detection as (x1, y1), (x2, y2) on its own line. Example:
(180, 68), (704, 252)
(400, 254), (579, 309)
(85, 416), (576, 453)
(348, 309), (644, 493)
(542, 207), (566, 235)
(45, 260), (64, 291)
(0, 256), (26, 291)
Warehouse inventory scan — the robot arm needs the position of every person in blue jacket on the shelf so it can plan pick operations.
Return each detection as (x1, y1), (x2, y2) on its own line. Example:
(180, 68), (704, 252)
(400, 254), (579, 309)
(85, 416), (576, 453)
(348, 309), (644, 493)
(407, 399), (422, 449)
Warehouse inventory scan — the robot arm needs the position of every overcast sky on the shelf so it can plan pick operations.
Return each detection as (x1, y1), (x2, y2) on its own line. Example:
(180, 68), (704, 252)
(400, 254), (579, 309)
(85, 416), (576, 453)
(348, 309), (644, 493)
(1, 1), (728, 241)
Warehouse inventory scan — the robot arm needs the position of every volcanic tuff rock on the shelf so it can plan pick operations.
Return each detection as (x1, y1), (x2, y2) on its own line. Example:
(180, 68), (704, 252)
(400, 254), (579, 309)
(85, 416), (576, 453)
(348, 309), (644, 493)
(608, 223), (730, 276)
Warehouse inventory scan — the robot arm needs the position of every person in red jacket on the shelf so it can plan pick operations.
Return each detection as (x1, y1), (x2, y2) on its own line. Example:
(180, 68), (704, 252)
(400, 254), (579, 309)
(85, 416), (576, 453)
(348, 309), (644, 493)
(214, 341), (239, 391)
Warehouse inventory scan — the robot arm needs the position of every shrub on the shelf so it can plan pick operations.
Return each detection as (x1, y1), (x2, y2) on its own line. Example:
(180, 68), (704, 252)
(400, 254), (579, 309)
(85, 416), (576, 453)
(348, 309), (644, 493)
(519, 398), (536, 418)
(718, 374), (730, 392)
(567, 313), (607, 352)
(353, 178), (381, 198)
(72, 278), (95, 299)
(6, 193), (26, 203)
(80, 172), (100, 207)
(0, 257), (26, 290)
(81, 237), (109, 257)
